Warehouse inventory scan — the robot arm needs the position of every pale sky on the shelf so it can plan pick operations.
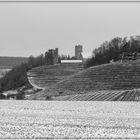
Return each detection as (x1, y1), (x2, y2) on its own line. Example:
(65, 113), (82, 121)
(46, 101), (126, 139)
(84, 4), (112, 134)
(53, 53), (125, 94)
(0, 2), (140, 57)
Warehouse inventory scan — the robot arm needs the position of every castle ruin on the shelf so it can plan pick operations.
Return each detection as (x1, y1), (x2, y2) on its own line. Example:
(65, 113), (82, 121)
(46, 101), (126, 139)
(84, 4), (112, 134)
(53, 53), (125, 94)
(45, 48), (58, 65)
(75, 45), (83, 60)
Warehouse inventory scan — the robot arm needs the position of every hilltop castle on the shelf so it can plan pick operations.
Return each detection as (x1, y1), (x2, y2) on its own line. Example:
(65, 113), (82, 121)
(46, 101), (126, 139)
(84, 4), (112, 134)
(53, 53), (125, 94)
(45, 48), (59, 65)
(45, 45), (91, 65)
(75, 45), (83, 60)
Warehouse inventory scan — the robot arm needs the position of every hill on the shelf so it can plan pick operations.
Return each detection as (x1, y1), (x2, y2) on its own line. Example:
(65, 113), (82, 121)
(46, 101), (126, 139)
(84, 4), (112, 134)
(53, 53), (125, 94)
(26, 60), (140, 101)
(27, 63), (83, 89)
(0, 56), (28, 67)
(26, 35), (140, 101)
(85, 35), (140, 68)
(29, 60), (139, 101)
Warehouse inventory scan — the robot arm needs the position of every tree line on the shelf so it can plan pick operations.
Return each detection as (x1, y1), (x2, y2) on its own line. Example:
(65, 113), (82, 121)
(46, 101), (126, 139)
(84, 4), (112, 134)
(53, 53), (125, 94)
(0, 56), (28, 67)
(85, 36), (140, 67)
(0, 49), (78, 93)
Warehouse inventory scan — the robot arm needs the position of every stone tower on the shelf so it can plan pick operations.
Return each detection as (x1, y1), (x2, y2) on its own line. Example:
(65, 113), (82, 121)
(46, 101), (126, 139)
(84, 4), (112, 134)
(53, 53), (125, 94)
(75, 45), (83, 59)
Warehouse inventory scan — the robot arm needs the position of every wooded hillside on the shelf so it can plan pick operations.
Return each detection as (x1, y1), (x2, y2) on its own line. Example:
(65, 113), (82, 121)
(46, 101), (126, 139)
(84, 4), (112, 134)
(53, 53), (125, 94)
(85, 36), (140, 67)
(0, 56), (28, 67)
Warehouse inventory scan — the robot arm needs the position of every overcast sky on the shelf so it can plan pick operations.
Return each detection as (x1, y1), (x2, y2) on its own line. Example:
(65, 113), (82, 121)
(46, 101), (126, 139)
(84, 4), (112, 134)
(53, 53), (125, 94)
(0, 2), (140, 57)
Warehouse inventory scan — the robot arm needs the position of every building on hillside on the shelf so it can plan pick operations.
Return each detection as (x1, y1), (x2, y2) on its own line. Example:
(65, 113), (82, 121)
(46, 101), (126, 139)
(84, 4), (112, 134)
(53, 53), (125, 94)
(61, 60), (83, 64)
(2, 90), (25, 100)
(46, 46), (91, 64)
(60, 47), (92, 64)
(75, 45), (83, 60)
(75, 45), (92, 62)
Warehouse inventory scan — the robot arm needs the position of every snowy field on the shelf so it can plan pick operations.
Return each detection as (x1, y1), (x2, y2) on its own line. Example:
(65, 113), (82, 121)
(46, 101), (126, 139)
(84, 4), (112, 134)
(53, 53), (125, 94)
(0, 100), (140, 139)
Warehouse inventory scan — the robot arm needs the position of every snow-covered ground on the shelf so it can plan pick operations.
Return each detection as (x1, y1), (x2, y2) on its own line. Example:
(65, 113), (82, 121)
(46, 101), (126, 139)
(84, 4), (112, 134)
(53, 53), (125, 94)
(0, 100), (140, 139)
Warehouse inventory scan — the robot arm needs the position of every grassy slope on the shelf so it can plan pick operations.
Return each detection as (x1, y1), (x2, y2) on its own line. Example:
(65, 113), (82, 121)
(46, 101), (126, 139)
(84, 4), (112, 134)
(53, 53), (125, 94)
(44, 60), (140, 96)
(27, 60), (140, 100)
(27, 63), (83, 89)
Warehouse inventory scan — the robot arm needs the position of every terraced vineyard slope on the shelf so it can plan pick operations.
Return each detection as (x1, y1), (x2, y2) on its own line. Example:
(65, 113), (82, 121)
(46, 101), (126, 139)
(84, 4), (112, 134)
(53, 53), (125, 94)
(52, 89), (140, 101)
(27, 63), (83, 89)
(45, 61), (140, 97)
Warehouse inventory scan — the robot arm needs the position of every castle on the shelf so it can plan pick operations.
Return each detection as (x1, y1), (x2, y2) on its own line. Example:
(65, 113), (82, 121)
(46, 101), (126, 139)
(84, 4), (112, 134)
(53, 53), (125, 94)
(75, 45), (83, 60)
(46, 45), (91, 65)
(45, 48), (59, 65)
